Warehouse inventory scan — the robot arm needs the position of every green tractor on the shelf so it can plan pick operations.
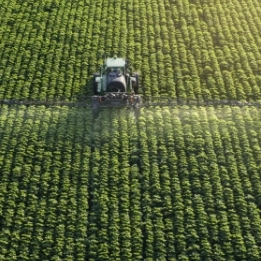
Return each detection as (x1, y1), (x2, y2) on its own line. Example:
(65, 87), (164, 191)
(91, 56), (141, 118)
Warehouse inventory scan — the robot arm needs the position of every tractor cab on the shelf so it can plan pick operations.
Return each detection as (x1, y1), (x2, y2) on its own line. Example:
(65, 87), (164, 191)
(91, 56), (141, 119)
(106, 67), (126, 92)
(93, 57), (131, 94)
(107, 67), (122, 74)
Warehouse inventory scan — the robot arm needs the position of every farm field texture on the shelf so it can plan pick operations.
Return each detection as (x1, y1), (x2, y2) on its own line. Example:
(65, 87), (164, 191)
(1, 0), (261, 99)
(1, 0), (261, 260)
(1, 105), (261, 261)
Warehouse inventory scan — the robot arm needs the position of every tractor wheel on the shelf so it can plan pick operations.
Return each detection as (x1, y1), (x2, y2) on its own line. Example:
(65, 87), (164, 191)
(132, 72), (139, 94)
(93, 73), (100, 94)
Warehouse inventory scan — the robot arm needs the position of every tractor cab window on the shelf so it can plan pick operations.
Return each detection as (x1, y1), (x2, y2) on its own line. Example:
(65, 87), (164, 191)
(107, 68), (122, 76)
(106, 67), (120, 73)
(115, 68), (123, 74)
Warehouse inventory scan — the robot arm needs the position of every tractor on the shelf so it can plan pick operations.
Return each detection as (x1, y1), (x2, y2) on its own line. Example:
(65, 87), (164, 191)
(91, 56), (141, 118)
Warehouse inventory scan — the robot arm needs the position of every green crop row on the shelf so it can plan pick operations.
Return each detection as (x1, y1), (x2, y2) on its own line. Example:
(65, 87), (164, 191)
(0, 106), (92, 260)
(1, 0), (261, 99)
(1, 105), (261, 260)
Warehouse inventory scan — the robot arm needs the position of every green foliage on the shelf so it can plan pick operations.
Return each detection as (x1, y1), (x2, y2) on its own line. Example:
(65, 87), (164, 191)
(1, 0), (261, 260)
(1, 0), (261, 99)
(0, 106), (261, 260)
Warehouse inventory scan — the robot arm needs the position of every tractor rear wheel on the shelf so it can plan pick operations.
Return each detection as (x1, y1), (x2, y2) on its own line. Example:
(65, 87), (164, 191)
(93, 73), (100, 94)
(132, 72), (139, 94)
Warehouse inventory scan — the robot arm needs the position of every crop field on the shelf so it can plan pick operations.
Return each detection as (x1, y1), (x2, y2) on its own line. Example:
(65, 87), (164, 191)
(1, 0), (261, 260)
(1, 0), (261, 100)
(1, 106), (261, 261)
